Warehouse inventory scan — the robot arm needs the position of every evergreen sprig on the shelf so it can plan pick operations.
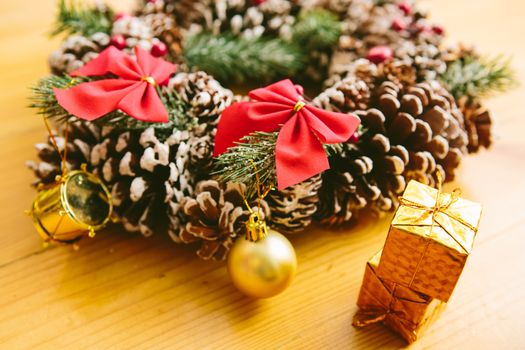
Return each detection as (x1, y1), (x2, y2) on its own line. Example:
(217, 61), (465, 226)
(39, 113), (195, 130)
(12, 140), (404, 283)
(291, 9), (342, 51)
(51, 0), (114, 37)
(183, 32), (305, 84)
(30, 75), (86, 120)
(213, 131), (349, 196)
(29, 75), (196, 139)
(441, 55), (517, 100)
(214, 132), (279, 198)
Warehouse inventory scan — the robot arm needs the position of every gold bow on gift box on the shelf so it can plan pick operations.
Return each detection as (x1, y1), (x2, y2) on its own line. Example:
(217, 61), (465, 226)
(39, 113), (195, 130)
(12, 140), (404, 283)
(377, 176), (483, 302)
(353, 251), (445, 344)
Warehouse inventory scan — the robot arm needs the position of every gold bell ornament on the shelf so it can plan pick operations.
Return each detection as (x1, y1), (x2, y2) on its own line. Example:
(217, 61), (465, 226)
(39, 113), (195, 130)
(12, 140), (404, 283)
(227, 171), (297, 298)
(28, 119), (113, 245)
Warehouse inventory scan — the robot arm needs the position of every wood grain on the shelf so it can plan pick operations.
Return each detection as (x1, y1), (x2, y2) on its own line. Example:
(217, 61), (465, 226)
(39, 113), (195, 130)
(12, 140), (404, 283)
(1, 0), (524, 349)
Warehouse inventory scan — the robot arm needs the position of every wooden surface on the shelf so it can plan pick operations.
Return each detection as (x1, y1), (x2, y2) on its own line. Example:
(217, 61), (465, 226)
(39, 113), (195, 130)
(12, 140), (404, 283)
(1, 0), (525, 349)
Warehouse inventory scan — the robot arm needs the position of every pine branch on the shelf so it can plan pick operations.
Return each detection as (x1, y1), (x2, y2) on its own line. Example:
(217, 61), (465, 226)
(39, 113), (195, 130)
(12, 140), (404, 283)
(29, 75), (196, 139)
(291, 9), (342, 51)
(213, 132), (279, 198)
(51, 0), (114, 37)
(213, 131), (350, 197)
(441, 55), (517, 100)
(29, 75), (86, 120)
(182, 32), (305, 84)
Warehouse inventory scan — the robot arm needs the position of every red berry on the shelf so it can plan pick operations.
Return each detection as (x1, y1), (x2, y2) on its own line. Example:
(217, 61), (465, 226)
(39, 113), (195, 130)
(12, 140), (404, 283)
(252, 0), (265, 5)
(151, 42), (168, 57)
(349, 132), (359, 143)
(398, 1), (412, 16)
(366, 46), (393, 64)
(432, 24), (445, 35)
(114, 12), (130, 21)
(110, 34), (127, 50)
(391, 18), (406, 32)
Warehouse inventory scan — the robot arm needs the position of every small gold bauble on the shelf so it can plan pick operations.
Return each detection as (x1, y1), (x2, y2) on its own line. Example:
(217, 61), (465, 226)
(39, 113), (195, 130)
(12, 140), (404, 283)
(227, 229), (297, 298)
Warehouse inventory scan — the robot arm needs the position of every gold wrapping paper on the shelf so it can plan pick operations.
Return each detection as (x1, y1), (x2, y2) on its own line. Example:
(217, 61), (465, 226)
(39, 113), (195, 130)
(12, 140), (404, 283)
(377, 180), (482, 301)
(353, 250), (445, 344)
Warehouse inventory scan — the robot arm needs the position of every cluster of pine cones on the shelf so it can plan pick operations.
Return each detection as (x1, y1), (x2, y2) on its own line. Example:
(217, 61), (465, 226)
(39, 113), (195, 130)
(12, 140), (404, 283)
(31, 0), (494, 260)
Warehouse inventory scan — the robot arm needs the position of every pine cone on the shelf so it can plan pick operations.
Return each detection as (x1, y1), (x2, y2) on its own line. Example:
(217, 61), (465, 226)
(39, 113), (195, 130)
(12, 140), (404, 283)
(167, 71), (234, 129)
(138, 11), (183, 60)
(177, 180), (270, 260)
(140, 0), (300, 40)
(187, 131), (215, 175)
(315, 154), (379, 225)
(92, 127), (193, 237)
(27, 120), (103, 185)
(48, 33), (110, 75)
(138, 0), (211, 29)
(267, 175), (322, 234)
(111, 16), (159, 53)
(457, 97), (493, 153)
(139, 11), (176, 37)
(314, 60), (468, 221)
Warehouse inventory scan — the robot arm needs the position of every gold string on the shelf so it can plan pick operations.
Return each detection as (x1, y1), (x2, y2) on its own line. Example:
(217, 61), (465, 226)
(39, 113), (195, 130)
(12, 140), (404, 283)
(41, 77), (78, 178)
(247, 159), (274, 213)
(42, 117), (69, 177)
(239, 160), (274, 241)
(397, 172), (477, 234)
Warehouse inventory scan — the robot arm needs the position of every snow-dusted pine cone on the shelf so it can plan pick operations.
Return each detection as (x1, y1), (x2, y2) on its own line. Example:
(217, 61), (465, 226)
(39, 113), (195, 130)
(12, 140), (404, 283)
(137, 11), (183, 60)
(111, 16), (162, 54)
(267, 174), (322, 234)
(314, 59), (468, 221)
(187, 131), (214, 175)
(48, 33), (110, 75)
(138, 0), (211, 29)
(27, 120), (103, 185)
(91, 127), (193, 237)
(177, 180), (270, 260)
(167, 71), (234, 130)
(170, 0), (300, 41)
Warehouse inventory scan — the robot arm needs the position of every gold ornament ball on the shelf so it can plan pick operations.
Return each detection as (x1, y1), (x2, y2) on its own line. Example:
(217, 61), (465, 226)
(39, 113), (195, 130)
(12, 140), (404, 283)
(227, 229), (297, 298)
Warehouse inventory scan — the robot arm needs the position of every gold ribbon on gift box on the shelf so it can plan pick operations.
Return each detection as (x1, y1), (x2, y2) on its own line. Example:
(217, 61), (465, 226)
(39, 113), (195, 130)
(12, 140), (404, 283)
(398, 172), (478, 249)
(393, 173), (482, 257)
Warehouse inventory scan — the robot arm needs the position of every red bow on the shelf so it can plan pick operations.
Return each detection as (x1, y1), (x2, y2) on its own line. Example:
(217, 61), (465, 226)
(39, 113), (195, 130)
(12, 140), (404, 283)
(54, 46), (176, 123)
(214, 79), (361, 190)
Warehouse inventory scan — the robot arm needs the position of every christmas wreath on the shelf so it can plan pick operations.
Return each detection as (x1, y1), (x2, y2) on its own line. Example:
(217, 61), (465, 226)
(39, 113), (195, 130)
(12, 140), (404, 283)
(28, 0), (515, 297)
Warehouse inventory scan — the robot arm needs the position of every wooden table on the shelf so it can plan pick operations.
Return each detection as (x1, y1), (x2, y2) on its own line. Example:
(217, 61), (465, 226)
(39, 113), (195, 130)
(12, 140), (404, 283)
(1, 0), (524, 348)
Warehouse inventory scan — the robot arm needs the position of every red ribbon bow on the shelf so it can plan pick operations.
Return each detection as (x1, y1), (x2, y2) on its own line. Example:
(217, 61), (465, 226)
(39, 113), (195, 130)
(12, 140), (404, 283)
(213, 79), (361, 190)
(54, 46), (176, 123)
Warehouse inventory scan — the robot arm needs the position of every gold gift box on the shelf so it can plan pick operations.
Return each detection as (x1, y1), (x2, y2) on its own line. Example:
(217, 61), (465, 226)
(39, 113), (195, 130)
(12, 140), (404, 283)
(353, 250), (446, 344)
(377, 180), (482, 301)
